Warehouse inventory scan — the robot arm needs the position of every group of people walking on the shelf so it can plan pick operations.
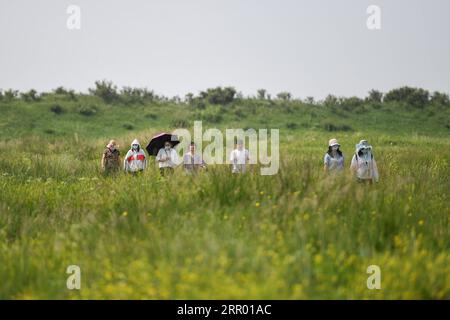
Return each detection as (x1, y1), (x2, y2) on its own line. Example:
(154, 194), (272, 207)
(101, 136), (379, 182)
(324, 138), (379, 183)
(101, 138), (246, 176)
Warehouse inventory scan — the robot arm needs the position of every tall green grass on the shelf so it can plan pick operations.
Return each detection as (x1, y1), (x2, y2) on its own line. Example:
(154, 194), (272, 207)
(0, 131), (448, 299)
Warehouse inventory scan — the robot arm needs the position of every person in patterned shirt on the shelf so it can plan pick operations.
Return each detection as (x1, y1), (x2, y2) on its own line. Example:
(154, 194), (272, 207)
(101, 140), (121, 174)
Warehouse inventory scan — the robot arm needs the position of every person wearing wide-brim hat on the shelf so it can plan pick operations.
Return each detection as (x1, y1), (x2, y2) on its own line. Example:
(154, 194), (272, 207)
(102, 139), (121, 174)
(350, 139), (379, 183)
(324, 138), (344, 173)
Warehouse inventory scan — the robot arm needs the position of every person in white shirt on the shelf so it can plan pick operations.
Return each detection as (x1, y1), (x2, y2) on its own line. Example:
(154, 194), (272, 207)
(183, 142), (206, 174)
(156, 141), (179, 176)
(229, 139), (250, 173)
(350, 140), (379, 183)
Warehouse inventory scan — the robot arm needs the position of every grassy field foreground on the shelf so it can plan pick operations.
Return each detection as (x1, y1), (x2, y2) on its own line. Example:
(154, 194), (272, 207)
(0, 130), (448, 299)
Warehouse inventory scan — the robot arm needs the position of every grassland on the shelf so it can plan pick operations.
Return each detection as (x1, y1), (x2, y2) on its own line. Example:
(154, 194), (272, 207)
(0, 91), (449, 299)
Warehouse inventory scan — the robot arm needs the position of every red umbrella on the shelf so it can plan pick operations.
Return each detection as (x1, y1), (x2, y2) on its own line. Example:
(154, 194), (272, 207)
(146, 132), (180, 156)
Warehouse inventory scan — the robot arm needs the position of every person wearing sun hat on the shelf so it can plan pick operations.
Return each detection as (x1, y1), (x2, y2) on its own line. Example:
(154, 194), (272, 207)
(101, 139), (121, 174)
(350, 139), (379, 183)
(323, 138), (345, 173)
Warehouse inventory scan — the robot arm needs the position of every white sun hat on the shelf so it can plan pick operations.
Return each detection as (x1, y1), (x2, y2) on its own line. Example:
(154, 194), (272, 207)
(328, 138), (340, 147)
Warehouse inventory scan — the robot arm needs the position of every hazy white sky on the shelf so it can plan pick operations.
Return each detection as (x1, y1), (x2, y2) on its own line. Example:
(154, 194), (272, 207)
(1, 0), (449, 99)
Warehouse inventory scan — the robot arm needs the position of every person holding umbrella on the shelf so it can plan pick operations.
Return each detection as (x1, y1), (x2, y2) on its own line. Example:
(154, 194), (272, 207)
(124, 139), (147, 174)
(156, 141), (179, 176)
(146, 132), (181, 176)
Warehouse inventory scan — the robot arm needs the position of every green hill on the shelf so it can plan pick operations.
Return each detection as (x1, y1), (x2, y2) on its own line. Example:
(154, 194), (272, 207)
(0, 85), (449, 140)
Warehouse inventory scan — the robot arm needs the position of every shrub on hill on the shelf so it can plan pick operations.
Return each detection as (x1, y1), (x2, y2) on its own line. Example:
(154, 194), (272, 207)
(50, 104), (64, 115)
(430, 91), (449, 107)
(199, 87), (236, 105)
(122, 123), (134, 130)
(120, 87), (155, 105)
(276, 92), (292, 101)
(145, 112), (158, 120)
(3, 89), (18, 101)
(366, 89), (383, 103)
(384, 86), (430, 108)
(89, 80), (119, 104)
(78, 104), (98, 116)
(20, 89), (40, 102)
(53, 87), (77, 101)
(171, 118), (189, 128)
(323, 122), (353, 132)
